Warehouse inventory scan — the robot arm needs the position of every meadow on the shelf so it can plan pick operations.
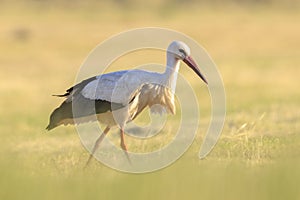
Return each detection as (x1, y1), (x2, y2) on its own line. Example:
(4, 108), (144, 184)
(0, 1), (300, 199)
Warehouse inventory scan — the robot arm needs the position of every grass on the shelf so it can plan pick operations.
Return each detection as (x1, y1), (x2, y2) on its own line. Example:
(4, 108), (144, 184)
(0, 1), (300, 200)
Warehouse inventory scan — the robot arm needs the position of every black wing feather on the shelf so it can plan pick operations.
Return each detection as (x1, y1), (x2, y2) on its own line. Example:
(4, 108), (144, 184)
(53, 76), (97, 98)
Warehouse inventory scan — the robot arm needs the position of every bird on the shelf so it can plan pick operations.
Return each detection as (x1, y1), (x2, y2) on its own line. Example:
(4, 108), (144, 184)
(46, 41), (208, 166)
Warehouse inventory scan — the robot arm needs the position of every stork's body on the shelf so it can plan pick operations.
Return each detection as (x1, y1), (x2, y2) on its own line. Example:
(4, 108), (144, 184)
(47, 41), (207, 165)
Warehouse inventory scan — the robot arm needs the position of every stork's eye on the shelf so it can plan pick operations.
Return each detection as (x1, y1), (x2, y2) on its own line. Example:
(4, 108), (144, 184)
(179, 49), (187, 58)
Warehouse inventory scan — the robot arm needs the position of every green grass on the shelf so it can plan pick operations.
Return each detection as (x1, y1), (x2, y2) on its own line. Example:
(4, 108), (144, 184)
(0, 1), (300, 200)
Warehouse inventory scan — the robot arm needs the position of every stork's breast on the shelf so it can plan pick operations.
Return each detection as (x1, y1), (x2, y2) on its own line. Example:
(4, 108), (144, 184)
(143, 84), (176, 115)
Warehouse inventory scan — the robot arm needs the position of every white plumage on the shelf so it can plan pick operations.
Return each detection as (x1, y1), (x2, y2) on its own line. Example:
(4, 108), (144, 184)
(81, 70), (163, 105)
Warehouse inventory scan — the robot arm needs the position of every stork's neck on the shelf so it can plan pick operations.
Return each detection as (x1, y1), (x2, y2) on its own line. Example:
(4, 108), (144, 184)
(163, 53), (180, 93)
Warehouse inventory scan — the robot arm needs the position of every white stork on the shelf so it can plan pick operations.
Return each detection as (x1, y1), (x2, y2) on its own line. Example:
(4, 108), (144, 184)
(46, 41), (208, 165)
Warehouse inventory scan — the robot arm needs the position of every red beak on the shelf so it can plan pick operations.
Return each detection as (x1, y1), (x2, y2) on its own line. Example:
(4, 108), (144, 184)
(183, 56), (208, 84)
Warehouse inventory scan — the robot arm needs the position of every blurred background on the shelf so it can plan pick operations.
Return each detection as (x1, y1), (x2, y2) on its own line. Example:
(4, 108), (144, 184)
(0, 0), (299, 200)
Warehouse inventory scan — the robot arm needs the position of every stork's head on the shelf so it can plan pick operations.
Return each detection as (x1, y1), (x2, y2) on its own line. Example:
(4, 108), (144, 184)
(167, 41), (208, 84)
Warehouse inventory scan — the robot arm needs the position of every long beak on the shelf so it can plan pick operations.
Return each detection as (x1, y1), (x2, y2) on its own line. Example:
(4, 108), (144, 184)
(183, 56), (208, 84)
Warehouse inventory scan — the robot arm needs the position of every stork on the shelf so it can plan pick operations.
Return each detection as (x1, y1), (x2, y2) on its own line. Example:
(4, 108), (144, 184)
(46, 41), (208, 165)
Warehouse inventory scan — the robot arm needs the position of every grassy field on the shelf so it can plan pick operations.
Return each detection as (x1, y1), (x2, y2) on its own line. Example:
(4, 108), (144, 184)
(1, 1), (300, 200)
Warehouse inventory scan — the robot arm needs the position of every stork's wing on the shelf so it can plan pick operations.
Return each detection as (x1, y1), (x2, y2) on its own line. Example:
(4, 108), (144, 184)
(47, 71), (130, 130)
(81, 69), (162, 105)
(53, 76), (98, 98)
(80, 70), (129, 103)
(54, 70), (129, 102)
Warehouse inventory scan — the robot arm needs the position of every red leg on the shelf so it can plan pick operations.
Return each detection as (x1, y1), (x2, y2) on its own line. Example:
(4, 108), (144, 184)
(120, 128), (131, 164)
(85, 126), (110, 167)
